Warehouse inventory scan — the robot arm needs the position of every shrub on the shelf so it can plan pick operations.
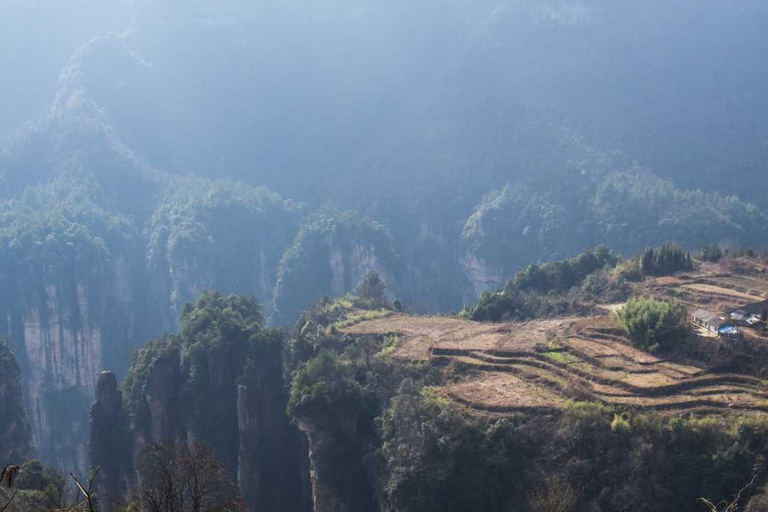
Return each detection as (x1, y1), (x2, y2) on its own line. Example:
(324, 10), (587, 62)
(287, 350), (366, 416)
(357, 270), (390, 308)
(610, 414), (631, 434)
(615, 259), (643, 282)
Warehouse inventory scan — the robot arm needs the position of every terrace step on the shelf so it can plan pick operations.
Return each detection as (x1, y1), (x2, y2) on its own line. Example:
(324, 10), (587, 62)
(434, 352), (767, 399)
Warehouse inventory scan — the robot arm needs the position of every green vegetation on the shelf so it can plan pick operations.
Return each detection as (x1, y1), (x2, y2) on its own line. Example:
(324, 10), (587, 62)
(0, 176), (136, 312)
(544, 352), (569, 364)
(464, 174), (767, 286)
(375, 383), (768, 511)
(287, 350), (368, 417)
(616, 297), (687, 353)
(357, 270), (390, 308)
(698, 243), (724, 263)
(513, 245), (620, 295)
(640, 243), (694, 276)
(282, 293), (768, 511)
(615, 258), (644, 282)
(376, 381), (528, 512)
(119, 291), (308, 511)
(0, 460), (66, 512)
(465, 247), (627, 323)
(592, 173), (767, 254)
(0, 340), (31, 463)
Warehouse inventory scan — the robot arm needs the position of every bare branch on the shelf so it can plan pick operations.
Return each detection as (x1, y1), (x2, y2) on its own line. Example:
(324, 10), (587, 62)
(0, 490), (17, 512)
(69, 466), (100, 512)
(699, 473), (759, 512)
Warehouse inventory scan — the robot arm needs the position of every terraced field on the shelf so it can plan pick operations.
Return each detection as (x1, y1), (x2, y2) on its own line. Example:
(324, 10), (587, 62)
(345, 314), (768, 416)
(647, 259), (768, 315)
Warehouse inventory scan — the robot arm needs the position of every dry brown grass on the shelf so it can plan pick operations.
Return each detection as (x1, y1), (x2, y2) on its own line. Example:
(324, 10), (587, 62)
(681, 284), (764, 302)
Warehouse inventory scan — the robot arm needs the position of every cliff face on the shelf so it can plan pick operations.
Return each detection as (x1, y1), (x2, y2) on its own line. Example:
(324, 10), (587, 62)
(0, 190), (148, 473)
(0, 342), (31, 464)
(460, 253), (504, 300)
(14, 268), (139, 473)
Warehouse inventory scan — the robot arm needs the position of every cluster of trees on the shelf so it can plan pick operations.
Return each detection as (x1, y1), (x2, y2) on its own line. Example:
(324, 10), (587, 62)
(106, 291), (309, 511)
(698, 244), (724, 263)
(640, 244), (694, 276)
(464, 172), (768, 285)
(465, 247), (627, 323)
(131, 442), (244, 512)
(615, 297), (688, 353)
(0, 177), (136, 306)
(376, 395), (768, 511)
(0, 341), (30, 464)
(512, 246), (621, 295)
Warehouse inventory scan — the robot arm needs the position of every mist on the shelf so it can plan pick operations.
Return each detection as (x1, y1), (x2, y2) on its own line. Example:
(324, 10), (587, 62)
(2, 2), (768, 511)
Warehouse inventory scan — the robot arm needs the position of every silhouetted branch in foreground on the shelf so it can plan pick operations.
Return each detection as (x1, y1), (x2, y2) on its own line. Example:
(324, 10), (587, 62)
(699, 473), (759, 512)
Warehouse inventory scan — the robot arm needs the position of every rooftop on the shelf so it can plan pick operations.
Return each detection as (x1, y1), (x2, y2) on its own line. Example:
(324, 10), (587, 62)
(693, 309), (724, 327)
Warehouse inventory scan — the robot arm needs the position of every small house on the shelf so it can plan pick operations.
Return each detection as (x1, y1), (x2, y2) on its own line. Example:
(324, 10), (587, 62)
(693, 309), (726, 334)
(693, 309), (740, 337)
(738, 299), (768, 321)
(729, 309), (763, 328)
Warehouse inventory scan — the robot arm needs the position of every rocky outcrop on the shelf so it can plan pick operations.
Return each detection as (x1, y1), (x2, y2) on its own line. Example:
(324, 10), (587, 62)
(89, 371), (131, 512)
(0, 342), (31, 464)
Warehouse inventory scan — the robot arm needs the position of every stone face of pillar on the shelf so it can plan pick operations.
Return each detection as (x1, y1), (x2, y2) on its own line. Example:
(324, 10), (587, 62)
(237, 346), (312, 512)
(90, 370), (131, 512)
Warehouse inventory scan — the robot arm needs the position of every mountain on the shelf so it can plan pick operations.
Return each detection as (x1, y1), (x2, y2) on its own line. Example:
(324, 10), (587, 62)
(2, 0), (768, 474)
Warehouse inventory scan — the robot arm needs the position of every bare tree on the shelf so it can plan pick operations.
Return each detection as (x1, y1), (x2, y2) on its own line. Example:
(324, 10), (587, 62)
(0, 465), (19, 512)
(133, 442), (244, 512)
